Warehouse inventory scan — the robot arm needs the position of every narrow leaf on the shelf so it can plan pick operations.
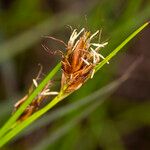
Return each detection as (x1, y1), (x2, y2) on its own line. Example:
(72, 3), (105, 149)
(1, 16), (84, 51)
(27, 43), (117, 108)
(95, 22), (149, 71)
(0, 63), (61, 138)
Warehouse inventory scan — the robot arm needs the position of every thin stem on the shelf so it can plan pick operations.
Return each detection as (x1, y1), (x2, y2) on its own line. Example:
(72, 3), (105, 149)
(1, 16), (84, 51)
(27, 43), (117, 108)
(0, 63), (61, 139)
(95, 22), (149, 71)
(0, 92), (63, 147)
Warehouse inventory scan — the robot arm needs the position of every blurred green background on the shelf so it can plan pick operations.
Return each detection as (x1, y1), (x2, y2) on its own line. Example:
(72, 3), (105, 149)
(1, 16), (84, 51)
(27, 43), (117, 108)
(0, 0), (150, 150)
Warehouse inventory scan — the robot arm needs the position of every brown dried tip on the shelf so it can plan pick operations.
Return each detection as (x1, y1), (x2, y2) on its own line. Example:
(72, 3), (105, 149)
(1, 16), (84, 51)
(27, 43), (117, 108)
(61, 28), (108, 93)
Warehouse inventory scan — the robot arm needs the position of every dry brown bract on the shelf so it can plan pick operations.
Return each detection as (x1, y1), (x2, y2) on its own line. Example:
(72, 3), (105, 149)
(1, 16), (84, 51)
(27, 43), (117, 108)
(61, 28), (108, 93)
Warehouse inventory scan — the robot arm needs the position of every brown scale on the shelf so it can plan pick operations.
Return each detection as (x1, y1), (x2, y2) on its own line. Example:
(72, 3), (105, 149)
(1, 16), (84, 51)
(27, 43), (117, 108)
(61, 32), (94, 93)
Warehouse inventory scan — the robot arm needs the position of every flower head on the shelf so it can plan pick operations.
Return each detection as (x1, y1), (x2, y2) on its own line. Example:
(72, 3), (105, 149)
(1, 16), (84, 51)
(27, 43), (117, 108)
(61, 28), (108, 93)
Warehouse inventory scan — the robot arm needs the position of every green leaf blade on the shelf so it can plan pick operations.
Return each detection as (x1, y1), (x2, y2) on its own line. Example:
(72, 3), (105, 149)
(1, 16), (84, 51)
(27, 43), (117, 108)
(95, 22), (149, 71)
(0, 63), (61, 138)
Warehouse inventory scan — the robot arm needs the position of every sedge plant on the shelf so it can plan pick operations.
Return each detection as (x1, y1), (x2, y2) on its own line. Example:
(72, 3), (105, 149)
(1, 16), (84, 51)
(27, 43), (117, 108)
(0, 22), (149, 148)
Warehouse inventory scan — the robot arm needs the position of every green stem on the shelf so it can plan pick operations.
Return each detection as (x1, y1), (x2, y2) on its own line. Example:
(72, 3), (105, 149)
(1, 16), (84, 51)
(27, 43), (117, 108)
(95, 22), (149, 71)
(0, 91), (63, 148)
(0, 63), (61, 139)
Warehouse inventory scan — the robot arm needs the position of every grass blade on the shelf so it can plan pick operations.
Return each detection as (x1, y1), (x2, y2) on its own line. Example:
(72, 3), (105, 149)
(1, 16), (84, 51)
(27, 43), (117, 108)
(95, 22), (149, 71)
(0, 94), (62, 147)
(0, 63), (61, 139)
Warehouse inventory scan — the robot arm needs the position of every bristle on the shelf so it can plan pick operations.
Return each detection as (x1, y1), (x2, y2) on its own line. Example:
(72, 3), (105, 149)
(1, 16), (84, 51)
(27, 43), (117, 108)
(33, 79), (38, 87)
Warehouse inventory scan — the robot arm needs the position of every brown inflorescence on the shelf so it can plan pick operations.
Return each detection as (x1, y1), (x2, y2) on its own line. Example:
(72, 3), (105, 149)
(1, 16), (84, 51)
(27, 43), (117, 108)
(61, 28), (108, 93)
(13, 69), (58, 121)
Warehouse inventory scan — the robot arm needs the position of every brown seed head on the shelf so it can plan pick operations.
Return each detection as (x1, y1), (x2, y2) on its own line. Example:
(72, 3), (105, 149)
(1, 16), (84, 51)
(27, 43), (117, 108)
(61, 28), (108, 93)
